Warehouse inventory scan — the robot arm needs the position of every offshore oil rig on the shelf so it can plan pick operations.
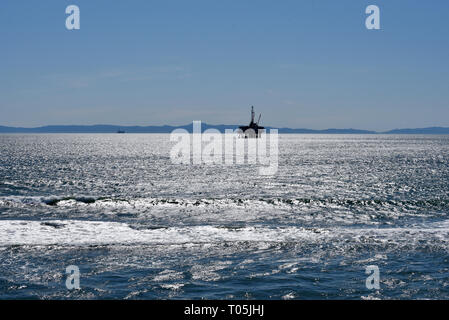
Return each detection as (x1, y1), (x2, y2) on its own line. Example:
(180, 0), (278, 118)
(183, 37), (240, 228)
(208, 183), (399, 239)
(239, 106), (264, 138)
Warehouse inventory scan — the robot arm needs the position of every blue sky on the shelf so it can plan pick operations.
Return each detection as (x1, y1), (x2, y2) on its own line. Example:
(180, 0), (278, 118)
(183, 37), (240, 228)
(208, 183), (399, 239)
(1, 0), (448, 130)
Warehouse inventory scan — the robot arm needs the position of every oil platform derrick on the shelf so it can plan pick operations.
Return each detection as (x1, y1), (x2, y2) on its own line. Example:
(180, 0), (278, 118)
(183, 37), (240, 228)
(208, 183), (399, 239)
(239, 106), (265, 138)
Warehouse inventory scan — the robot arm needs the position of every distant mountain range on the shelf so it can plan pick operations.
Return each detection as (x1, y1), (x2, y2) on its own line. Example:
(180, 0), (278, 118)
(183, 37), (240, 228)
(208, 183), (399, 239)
(1, 124), (449, 134)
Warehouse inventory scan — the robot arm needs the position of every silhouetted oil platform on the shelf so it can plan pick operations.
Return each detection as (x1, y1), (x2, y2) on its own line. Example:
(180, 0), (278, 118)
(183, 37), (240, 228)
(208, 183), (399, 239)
(239, 106), (264, 138)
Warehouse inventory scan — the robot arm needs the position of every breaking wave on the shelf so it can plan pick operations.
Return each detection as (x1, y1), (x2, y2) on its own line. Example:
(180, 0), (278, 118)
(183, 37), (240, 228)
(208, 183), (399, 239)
(1, 219), (448, 248)
(1, 195), (448, 210)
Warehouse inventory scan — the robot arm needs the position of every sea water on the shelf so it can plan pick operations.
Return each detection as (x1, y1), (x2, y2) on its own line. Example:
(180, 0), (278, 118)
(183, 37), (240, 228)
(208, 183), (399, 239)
(0, 134), (448, 299)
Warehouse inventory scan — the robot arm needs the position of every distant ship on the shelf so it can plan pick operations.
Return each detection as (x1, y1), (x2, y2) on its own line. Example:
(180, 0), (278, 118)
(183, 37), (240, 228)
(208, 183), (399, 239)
(117, 130), (125, 134)
(239, 106), (264, 138)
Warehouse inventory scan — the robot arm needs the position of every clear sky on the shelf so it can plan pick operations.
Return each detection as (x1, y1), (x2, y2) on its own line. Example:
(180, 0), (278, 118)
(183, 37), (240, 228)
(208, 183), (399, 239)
(1, 0), (448, 130)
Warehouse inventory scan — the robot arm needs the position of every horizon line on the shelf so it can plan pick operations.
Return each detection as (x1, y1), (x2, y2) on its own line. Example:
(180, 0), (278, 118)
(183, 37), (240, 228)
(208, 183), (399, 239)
(1, 123), (449, 134)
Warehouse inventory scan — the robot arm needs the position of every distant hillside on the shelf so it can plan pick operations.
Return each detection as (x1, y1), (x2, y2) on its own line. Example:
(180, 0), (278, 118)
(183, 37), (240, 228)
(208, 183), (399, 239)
(0, 124), (448, 134)
(382, 127), (449, 134)
(0, 124), (239, 133)
(277, 128), (376, 134)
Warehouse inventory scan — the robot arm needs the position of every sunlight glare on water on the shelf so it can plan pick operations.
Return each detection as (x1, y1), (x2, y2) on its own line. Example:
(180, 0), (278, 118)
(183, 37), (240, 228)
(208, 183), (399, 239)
(0, 134), (448, 299)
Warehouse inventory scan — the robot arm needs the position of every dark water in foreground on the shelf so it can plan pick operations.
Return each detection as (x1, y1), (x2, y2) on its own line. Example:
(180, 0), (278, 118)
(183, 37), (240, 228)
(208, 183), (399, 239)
(0, 134), (448, 299)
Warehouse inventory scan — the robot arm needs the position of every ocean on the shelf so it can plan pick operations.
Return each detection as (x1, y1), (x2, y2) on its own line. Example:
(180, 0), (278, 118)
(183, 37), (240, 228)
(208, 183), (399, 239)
(0, 133), (448, 299)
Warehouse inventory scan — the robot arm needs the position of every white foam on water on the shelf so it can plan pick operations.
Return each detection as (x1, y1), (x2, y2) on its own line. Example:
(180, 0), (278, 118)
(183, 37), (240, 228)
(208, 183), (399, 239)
(0, 219), (448, 248)
(0, 220), (325, 246)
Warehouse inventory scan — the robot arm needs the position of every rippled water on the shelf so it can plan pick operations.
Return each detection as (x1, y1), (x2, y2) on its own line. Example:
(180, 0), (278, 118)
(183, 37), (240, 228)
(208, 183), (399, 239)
(0, 134), (448, 299)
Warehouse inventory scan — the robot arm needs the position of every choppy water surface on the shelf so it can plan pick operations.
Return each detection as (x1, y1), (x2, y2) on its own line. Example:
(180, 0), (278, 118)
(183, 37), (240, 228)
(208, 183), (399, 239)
(0, 134), (448, 299)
